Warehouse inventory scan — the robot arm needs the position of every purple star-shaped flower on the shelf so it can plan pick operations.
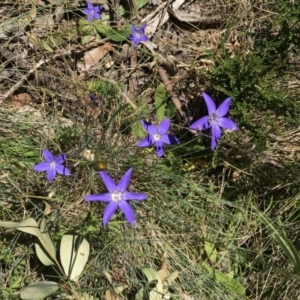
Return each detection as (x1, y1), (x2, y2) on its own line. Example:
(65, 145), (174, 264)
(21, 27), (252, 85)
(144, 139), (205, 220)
(82, 1), (102, 23)
(84, 168), (147, 226)
(137, 118), (179, 158)
(129, 24), (149, 47)
(33, 149), (71, 182)
(190, 92), (238, 150)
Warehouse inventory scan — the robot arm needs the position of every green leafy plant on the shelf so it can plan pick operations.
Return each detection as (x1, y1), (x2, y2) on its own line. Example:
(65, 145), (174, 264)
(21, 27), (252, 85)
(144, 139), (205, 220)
(0, 212), (90, 299)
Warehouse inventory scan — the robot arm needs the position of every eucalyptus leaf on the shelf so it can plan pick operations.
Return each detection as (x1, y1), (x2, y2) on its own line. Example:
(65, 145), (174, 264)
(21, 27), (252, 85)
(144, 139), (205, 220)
(20, 281), (59, 300)
(60, 234), (90, 281)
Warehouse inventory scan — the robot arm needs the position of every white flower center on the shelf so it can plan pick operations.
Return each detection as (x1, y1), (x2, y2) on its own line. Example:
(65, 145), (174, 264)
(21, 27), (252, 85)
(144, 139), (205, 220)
(153, 133), (161, 141)
(111, 190), (122, 202)
(50, 161), (56, 168)
(90, 10), (94, 15)
(209, 113), (218, 125)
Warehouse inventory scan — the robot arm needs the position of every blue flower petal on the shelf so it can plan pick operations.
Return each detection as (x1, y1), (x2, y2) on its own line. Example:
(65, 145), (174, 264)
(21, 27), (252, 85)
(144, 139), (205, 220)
(216, 97), (231, 117)
(190, 116), (210, 131)
(47, 167), (56, 182)
(56, 165), (70, 176)
(87, 15), (93, 22)
(133, 36), (141, 46)
(94, 6), (100, 13)
(211, 124), (222, 150)
(82, 9), (91, 15)
(123, 192), (147, 201)
(140, 120), (156, 135)
(155, 140), (164, 158)
(43, 149), (54, 163)
(84, 193), (112, 202)
(117, 168), (133, 192)
(217, 117), (238, 130)
(160, 134), (179, 145)
(87, 1), (93, 10)
(131, 25), (138, 34)
(100, 171), (117, 193)
(33, 162), (50, 172)
(103, 201), (118, 226)
(202, 92), (216, 116)
(140, 24), (147, 31)
(137, 136), (154, 147)
(140, 35), (149, 42)
(93, 12), (101, 20)
(157, 119), (170, 134)
(211, 136), (217, 150)
(119, 201), (135, 225)
(55, 154), (66, 164)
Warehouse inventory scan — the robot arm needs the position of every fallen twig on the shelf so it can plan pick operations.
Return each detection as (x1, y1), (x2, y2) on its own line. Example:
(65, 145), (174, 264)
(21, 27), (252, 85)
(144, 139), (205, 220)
(158, 67), (184, 117)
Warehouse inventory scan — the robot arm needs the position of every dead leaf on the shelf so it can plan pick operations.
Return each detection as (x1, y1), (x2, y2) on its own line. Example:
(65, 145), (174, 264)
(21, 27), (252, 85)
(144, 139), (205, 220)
(226, 41), (240, 58)
(143, 11), (169, 37)
(43, 201), (52, 215)
(80, 149), (95, 161)
(9, 93), (32, 107)
(83, 44), (114, 71)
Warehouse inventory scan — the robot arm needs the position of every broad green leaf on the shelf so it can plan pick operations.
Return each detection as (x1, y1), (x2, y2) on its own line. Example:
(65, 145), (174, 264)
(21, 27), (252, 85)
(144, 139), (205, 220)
(204, 240), (218, 263)
(34, 218), (56, 266)
(60, 234), (90, 281)
(114, 286), (126, 294)
(135, 288), (144, 300)
(141, 267), (161, 282)
(106, 26), (131, 42)
(119, 5), (126, 16)
(141, 268), (164, 300)
(0, 218), (57, 265)
(136, 0), (149, 10)
(82, 35), (93, 44)
(154, 84), (167, 121)
(95, 24), (131, 42)
(165, 101), (176, 118)
(40, 40), (53, 52)
(132, 120), (146, 139)
(202, 263), (246, 296)
(26, 32), (53, 52)
(19, 4), (36, 24)
(47, 34), (62, 48)
(0, 218), (41, 237)
(20, 281), (59, 300)
(256, 209), (300, 278)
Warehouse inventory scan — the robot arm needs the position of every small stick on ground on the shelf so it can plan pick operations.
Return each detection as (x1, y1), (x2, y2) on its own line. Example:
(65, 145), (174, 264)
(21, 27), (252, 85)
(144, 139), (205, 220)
(129, 50), (138, 94)
(0, 51), (73, 103)
(158, 67), (184, 117)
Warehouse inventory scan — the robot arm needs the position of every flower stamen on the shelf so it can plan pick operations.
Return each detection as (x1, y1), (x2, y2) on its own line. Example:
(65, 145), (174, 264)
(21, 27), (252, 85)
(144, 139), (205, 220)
(153, 133), (161, 141)
(111, 191), (122, 202)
